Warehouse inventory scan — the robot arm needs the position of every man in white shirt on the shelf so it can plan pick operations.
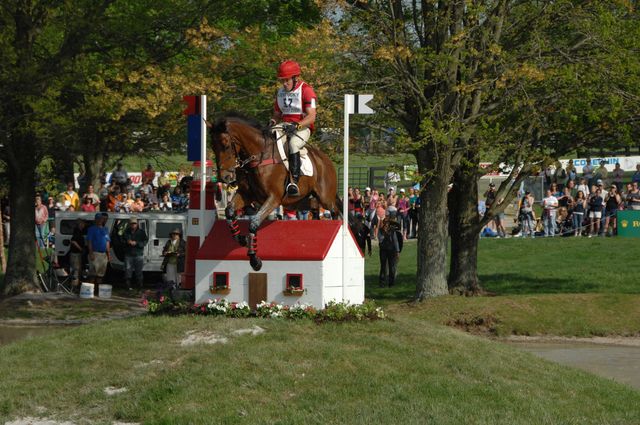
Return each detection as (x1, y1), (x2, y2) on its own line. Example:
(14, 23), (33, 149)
(542, 189), (559, 237)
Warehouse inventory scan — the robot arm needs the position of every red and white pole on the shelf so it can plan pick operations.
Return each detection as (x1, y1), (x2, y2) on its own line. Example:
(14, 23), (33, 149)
(181, 95), (216, 290)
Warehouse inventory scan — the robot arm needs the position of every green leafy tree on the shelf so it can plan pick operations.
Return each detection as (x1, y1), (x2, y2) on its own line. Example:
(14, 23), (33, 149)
(0, 0), (215, 295)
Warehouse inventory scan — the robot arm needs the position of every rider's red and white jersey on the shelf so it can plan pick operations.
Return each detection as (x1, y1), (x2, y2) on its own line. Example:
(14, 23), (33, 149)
(274, 81), (317, 131)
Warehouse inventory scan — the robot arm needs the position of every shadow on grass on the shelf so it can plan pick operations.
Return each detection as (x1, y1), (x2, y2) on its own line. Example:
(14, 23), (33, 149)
(479, 273), (600, 295)
(365, 272), (416, 304)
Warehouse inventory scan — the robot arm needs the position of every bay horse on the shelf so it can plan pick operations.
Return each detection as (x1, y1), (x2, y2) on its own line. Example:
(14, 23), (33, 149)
(209, 113), (340, 271)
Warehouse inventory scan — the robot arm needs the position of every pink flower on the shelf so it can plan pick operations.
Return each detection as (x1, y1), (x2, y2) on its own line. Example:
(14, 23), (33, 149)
(160, 296), (166, 303)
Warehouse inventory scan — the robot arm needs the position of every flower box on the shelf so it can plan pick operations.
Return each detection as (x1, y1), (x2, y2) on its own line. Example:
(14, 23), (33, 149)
(283, 288), (304, 296)
(210, 287), (231, 295)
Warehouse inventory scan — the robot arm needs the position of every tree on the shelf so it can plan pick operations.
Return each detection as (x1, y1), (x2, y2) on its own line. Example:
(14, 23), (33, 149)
(0, 0), (215, 295)
(338, 0), (639, 300)
(447, 1), (640, 294)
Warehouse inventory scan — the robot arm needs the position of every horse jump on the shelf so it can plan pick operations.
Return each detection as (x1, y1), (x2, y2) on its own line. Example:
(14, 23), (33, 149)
(210, 113), (340, 271)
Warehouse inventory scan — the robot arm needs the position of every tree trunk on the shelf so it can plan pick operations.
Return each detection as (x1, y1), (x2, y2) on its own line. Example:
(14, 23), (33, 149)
(2, 155), (39, 296)
(82, 141), (106, 192)
(415, 146), (453, 300)
(448, 161), (482, 295)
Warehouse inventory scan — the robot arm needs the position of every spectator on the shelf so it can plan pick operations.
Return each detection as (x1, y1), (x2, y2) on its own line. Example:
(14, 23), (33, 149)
(594, 160), (609, 186)
(107, 184), (122, 212)
(69, 219), (87, 292)
(554, 161), (567, 190)
(124, 191), (136, 210)
(378, 216), (401, 288)
(362, 187), (372, 215)
(86, 212), (111, 287)
(110, 162), (129, 192)
(632, 164), (640, 184)
(558, 187), (574, 209)
(161, 228), (186, 285)
(484, 182), (506, 238)
(171, 186), (187, 211)
(626, 182), (640, 210)
(582, 158), (594, 186)
(603, 185), (622, 236)
(518, 191), (536, 238)
(80, 196), (96, 212)
(549, 183), (562, 197)
(611, 163), (625, 192)
(35, 195), (49, 247)
(46, 197), (57, 226)
(98, 182), (110, 211)
(566, 159), (577, 183)
(541, 188), (558, 237)
(61, 182), (80, 211)
(372, 198), (387, 238)
(573, 191), (587, 236)
(159, 192), (172, 211)
(130, 194), (145, 212)
(347, 187), (355, 218)
(368, 189), (379, 213)
(397, 188), (410, 239)
(141, 163), (156, 186)
(576, 178), (590, 197)
(588, 188), (604, 237)
(566, 179), (578, 198)
(386, 187), (398, 209)
(350, 213), (371, 257)
(139, 179), (153, 198)
(83, 184), (100, 209)
(123, 217), (148, 290)
(353, 188), (364, 216)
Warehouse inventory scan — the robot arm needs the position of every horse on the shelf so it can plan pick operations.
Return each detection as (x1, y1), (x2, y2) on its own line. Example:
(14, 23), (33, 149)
(209, 113), (340, 271)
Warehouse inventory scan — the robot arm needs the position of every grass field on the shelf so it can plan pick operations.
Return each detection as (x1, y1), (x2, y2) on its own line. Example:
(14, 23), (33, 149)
(365, 237), (640, 336)
(1, 315), (640, 424)
(1, 237), (639, 423)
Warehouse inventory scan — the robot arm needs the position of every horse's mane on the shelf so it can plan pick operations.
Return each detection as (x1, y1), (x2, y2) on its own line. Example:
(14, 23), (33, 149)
(211, 111), (266, 135)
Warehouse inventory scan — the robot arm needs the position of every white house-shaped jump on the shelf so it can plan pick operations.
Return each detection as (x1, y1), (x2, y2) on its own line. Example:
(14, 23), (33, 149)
(194, 220), (364, 309)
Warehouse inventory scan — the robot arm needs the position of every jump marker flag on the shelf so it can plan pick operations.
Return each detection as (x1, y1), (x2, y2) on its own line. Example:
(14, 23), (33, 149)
(343, 94), (374, 300)
(183, 95), (208, 246)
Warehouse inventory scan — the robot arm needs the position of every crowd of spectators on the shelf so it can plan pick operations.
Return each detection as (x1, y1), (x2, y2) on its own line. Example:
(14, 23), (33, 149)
(9, 163), (195, 248)
(510, 160), (640, 238)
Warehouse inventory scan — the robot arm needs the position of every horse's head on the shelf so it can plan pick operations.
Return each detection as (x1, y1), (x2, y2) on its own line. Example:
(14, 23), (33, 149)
(210, 119), (239, 184)
(210, 114), (267, 184)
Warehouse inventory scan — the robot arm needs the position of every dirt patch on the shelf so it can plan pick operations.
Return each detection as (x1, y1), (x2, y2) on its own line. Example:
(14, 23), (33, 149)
(0, 292), (145, 325)
(447, 313), (500, 335)
(504, 335), (640, 347)
(180, 330), (228, 346)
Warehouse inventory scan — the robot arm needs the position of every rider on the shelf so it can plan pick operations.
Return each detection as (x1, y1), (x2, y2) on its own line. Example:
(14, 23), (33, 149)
(269, 60), (317, 196)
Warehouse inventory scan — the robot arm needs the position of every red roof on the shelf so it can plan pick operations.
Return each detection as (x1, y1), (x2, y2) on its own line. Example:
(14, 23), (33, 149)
(196, 220), (352, 261)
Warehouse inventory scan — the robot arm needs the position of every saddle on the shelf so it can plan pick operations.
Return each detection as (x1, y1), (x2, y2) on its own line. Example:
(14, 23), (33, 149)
(272, 129), (314, 177)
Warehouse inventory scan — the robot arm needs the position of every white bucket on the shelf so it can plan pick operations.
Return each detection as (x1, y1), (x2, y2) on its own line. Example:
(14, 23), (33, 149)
(98, 284), (112, 299)
(79, 282), (94, 299)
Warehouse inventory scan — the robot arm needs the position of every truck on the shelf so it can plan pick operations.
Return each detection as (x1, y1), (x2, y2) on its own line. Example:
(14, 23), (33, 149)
(54, 211), (188, 274)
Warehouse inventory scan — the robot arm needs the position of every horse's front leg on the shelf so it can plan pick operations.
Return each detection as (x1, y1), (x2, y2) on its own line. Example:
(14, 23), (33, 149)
(246, 196), (280, 271)
(225, 193), (248, 247)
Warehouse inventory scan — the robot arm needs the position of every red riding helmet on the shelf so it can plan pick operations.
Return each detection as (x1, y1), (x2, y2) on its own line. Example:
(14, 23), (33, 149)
(277, 60), (301, 79)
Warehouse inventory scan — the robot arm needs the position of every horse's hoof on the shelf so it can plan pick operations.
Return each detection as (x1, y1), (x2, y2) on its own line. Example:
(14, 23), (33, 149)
(237, 235), (248, 247)
(250, 256), (262, 271)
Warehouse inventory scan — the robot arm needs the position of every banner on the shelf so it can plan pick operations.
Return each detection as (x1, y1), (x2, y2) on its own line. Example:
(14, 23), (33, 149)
(559, 156), (640, 174)
(617, 210), (640, 238)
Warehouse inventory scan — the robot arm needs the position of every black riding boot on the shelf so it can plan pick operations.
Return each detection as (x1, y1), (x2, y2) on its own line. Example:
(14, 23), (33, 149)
(287, 152), (301, 196)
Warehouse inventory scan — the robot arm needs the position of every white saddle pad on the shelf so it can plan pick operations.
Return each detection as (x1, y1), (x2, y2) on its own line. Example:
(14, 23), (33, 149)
(274, 130), (314, 177)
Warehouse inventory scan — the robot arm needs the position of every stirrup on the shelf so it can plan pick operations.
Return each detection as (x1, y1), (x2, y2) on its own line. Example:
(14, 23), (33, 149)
(286, 182), (300, 196)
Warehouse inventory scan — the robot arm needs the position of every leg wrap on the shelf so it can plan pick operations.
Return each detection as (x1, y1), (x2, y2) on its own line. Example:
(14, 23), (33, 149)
(227, 219), (240, 237)
(247, 233), (257, 256)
